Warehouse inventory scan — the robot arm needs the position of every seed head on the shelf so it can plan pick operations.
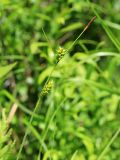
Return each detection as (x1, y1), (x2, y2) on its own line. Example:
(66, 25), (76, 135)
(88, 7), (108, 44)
(57, 46), (66, 62)
(41, 80), (53, 96)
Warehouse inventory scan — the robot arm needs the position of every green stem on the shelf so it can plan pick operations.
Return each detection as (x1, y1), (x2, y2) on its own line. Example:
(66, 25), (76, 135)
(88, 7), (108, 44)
(97, 127), (120, 160)
(16, 65), (56, 160)
(37, 98), (67, 160)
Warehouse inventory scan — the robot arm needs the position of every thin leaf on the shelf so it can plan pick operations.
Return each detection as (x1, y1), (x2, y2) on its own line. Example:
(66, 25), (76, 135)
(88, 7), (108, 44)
(0, 62), (17, 78)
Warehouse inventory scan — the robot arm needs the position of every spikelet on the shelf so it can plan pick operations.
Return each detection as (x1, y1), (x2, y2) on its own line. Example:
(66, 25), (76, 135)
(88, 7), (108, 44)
(41, 80), (53, 96)
(57, 46), (66, 62)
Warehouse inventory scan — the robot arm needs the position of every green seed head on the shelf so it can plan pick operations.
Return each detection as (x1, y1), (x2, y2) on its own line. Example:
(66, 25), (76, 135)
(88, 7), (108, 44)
(57, 47), (66, 62)
(41, 80), (53, 96)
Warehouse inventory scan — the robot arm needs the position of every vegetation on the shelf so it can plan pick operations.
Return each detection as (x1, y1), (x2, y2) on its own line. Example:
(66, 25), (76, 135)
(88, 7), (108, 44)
(0, 0), (120, 159)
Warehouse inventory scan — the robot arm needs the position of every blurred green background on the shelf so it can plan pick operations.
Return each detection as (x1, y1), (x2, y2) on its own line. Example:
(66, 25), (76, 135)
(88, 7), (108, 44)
(0, 0), (120, 160)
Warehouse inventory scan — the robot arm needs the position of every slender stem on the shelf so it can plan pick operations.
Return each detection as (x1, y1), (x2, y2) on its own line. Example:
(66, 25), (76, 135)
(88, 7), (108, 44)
(16, 67), (56, 160)
(71, 150), (78, 160)
(97, 127), (120, 160)
(37, 98), (67, 160)
(66, 16), (96, 54)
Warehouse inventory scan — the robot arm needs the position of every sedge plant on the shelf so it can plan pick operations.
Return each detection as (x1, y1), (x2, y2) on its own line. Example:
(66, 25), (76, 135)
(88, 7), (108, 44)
(17, 16), (96, 160)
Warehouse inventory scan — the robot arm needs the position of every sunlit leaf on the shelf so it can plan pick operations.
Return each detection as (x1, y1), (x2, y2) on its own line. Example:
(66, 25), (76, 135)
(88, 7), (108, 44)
(0, 62), (17, 78)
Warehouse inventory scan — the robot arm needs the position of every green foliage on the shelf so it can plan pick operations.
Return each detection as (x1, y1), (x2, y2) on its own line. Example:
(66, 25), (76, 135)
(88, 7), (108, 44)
(0, 110), (15, 160)
(0, 63), (17, 78)
(0, 0), (120, 160)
